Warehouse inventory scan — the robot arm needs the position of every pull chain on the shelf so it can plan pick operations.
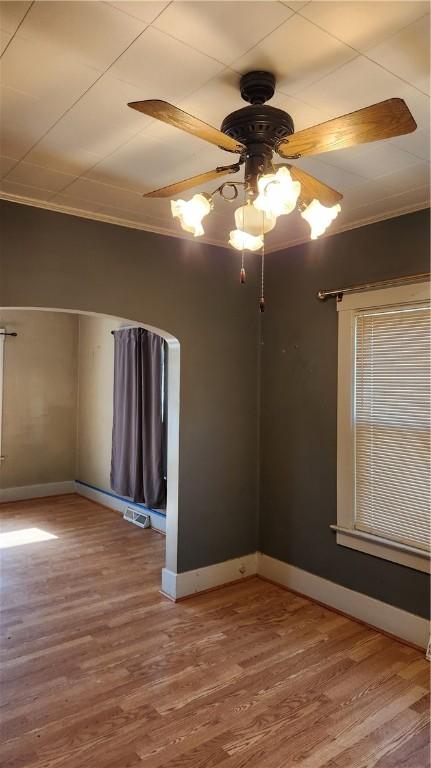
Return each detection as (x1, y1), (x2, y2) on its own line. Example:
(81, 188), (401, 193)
(240, 250), (246, 284)
(260, 239), (265, 312)
(240, 183), (246, 284)
(260, 209), (265, 312)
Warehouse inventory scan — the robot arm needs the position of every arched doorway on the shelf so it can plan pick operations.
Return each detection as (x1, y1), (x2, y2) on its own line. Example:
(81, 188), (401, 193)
(0, 306), (180, 584)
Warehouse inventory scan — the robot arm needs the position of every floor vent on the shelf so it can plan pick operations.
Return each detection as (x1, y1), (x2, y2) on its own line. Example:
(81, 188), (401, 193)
(124, 507), (151, 529)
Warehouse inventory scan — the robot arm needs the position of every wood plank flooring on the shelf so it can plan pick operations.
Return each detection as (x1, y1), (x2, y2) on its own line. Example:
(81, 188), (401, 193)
(0, 495), (429, 768)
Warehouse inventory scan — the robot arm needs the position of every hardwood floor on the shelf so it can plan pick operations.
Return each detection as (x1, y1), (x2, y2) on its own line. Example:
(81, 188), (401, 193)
(0, 495), (429, 768)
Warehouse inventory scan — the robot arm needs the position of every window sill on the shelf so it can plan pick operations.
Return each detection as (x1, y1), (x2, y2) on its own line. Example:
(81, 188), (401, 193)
(330, 524), (430, 574)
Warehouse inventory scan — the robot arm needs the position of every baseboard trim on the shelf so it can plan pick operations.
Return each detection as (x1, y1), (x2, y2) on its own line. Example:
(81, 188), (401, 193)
(160, 551), (428, 648)
(161, 552), (258, 600)
(0, 481), (75, 503)
(75, 480), (166, 533)
(258, 554), (429, 650)
(0, 485), (426, 649)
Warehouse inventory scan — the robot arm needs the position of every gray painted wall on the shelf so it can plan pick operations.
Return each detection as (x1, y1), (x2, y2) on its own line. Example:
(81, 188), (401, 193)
(260, 208), (430, 619)
(1, 201), (429, 618)
(0, 201), (260, 572)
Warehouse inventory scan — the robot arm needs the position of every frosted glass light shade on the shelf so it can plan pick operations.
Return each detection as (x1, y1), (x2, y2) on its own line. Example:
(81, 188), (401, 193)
(229, 230), (263, 251)
(171, 193), (212, 237)
(234, 202), (276, 236)
(254, 166), (300, 217)
(301, 198), (341, 239)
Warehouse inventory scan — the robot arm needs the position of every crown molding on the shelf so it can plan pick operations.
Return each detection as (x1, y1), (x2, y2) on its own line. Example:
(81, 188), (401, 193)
(1, 191), (429, 255)
(0, 192), (228, 252)
(265, 200), (431, 254)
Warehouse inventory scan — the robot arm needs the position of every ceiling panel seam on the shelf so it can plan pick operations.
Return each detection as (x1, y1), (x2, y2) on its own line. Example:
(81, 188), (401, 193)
(0, 0), (35, 59)
(294, 8), (430, 98)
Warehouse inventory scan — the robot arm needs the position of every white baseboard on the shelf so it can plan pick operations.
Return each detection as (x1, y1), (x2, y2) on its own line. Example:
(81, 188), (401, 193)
(162, 552), (258, 600)
(0, 481), (426, 648)
(161, 551), (428, 648)
(258, 554), (429, 650)
(0, 480), (75, 503)
(75, 480), (166, 534)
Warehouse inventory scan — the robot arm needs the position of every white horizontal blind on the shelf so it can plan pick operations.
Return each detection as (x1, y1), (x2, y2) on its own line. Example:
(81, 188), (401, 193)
(354, 303), (430, 552)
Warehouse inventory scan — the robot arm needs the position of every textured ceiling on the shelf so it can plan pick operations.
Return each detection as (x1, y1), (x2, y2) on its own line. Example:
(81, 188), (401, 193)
(0, 0), (429, 251)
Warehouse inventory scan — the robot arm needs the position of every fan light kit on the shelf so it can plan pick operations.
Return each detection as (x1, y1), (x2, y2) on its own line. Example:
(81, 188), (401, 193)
(171, 193), (213, 237)
(128, 70), (416, 310)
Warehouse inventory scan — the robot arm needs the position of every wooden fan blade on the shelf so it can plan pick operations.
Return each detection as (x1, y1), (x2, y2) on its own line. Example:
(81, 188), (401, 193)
(143, 163), (241, 198)
(128, 100), (245, 154)
(275, 163), (343, 206)
(277, 98), (417, 158)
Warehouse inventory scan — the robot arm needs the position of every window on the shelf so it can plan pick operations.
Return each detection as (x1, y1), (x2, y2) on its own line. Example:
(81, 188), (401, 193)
(334, 282), (430, 573)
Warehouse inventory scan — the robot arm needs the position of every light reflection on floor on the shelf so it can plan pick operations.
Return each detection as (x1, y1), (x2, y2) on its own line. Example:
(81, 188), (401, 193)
(0, 527), (58, 548)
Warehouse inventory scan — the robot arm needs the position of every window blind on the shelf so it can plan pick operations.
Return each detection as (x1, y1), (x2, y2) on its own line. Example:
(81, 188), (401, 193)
(354, 303), (431, 552)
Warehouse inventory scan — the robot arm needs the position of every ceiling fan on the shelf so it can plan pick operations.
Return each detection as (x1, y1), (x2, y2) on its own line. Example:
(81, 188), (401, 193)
(127, 70), (416, 258)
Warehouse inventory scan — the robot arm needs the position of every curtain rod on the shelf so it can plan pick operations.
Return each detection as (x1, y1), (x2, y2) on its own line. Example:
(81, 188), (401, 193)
(317, 272), (430, 302)
(110, 325), (141, 335)
(0, 331), (17, 336)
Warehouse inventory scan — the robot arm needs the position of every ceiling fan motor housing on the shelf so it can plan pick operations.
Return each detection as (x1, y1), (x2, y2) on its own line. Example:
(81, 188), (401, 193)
(220, 71), (295, 192)
(221, 105), (294, 149)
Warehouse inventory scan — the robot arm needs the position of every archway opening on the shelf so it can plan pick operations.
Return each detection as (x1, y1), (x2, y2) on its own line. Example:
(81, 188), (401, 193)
(0, 306), (180, 582)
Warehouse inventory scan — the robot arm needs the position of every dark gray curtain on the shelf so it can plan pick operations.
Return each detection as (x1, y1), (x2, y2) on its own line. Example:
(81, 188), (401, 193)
(110, 328), (165, 507)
